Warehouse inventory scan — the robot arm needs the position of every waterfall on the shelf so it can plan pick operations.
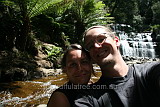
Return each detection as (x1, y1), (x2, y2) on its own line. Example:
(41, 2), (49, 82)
(119, 32), (156, 58)
(110, 24), (157, 58)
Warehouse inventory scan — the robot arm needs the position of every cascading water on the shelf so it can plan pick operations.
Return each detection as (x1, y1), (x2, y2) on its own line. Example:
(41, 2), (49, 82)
(119, 32), (156, 58)
(110, 24), (158, 58)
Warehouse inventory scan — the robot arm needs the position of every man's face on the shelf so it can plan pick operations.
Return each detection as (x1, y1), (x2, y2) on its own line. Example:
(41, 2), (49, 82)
(64, 50), (92, 85)
(84, 28), (120, 67)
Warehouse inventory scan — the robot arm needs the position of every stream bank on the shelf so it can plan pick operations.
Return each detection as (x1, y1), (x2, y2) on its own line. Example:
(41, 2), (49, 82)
(0, 43), (160, 106)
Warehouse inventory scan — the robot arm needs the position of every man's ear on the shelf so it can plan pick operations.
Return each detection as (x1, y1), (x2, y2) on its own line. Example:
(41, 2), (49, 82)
(114, 36), (120, 47)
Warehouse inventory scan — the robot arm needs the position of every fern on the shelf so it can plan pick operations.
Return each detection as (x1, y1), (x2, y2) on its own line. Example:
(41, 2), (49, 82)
(29, 0), (63, 18)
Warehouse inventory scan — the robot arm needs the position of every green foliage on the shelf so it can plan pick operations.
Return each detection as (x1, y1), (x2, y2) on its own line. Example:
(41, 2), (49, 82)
(28, 0), (63, 18)
(109, 0), (137, 24)
(2, 0), (63, 18)
(0, 0), (64, 52)
(56, 0), (114, 43)
(132, 15), (144, 32)
(83, 0), (114, 28)
(151, 24), (160, 34)
(151, 1), (160, 24)
(103, 0), (160, 32)
(151, 25), (160, 29)
(61, 32), (70, 49)
(31, 0), (113, 46)
(1, 0), (160, 57)
(45, 45), (63, 68)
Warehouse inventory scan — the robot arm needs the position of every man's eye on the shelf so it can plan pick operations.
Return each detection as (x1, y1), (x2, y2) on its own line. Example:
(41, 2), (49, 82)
(97, 38), (104, 43)
(97, 36), (106, 43)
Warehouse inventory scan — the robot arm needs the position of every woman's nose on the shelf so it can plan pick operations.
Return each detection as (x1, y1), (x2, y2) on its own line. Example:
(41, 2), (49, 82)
(77, 63), (82, 71)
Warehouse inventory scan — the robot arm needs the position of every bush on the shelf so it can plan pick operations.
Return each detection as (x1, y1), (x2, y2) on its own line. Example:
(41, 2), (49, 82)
(45, 45), (63, 68)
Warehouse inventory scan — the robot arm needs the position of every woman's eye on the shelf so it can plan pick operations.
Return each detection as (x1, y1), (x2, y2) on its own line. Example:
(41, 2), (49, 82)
(88, 45), (94, 50)
(69, 63), (77, 68)
(86, 41), (94, 51)
(81, 60), (89, 64)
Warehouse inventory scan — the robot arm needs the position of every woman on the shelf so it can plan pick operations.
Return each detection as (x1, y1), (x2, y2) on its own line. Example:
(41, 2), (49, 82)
(47, 44), (94, 107)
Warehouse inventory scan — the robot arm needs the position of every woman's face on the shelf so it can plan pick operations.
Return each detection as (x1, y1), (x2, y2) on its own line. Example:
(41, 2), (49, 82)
(64, 50), (92, 85)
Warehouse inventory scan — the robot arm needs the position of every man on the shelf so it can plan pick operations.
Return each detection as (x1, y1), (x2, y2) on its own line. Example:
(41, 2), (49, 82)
(74, 25), (160, 107)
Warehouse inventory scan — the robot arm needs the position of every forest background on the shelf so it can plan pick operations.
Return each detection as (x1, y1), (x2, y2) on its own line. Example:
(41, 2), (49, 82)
(0, 0), (160, 81)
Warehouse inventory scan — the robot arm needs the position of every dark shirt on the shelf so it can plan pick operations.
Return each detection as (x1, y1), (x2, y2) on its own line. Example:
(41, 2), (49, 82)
(74, 62), (160, 107)
(53, 82), (91, 107)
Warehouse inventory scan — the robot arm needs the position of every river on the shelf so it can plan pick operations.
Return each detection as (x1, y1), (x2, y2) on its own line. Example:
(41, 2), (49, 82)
(0, 67), (101, 107)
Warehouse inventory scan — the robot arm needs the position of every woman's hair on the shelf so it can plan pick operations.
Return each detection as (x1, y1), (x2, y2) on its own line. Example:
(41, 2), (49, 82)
(61, 44), (91, 70)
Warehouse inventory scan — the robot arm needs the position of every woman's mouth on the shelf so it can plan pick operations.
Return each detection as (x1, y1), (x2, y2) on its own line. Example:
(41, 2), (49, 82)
(75, 73), (87, 78)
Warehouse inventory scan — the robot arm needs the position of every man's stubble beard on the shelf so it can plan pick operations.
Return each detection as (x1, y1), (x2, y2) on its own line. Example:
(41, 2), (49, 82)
(102, 60), (115, 68)
(98, 57), (115, 69)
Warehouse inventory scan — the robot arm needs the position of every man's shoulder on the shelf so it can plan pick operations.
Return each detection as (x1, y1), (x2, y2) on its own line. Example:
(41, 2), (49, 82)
(130, 61), (160, 80)
(131, 61), (160, 71)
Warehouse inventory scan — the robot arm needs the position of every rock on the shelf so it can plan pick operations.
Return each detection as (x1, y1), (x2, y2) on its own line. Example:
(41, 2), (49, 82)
(12, 59), (37, 70)
(36, 68), (62, 77)
(36, 68), (54, 77)
(0, 103), (3, 107)
(1, 68), (28, 81)
(28, 70), (44, 79)
(36, 59), (53, 68)
(12, 68), (28, 81)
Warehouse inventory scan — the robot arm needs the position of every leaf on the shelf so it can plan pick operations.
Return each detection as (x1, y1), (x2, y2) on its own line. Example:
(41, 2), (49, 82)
(29, 0), (63, 18)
